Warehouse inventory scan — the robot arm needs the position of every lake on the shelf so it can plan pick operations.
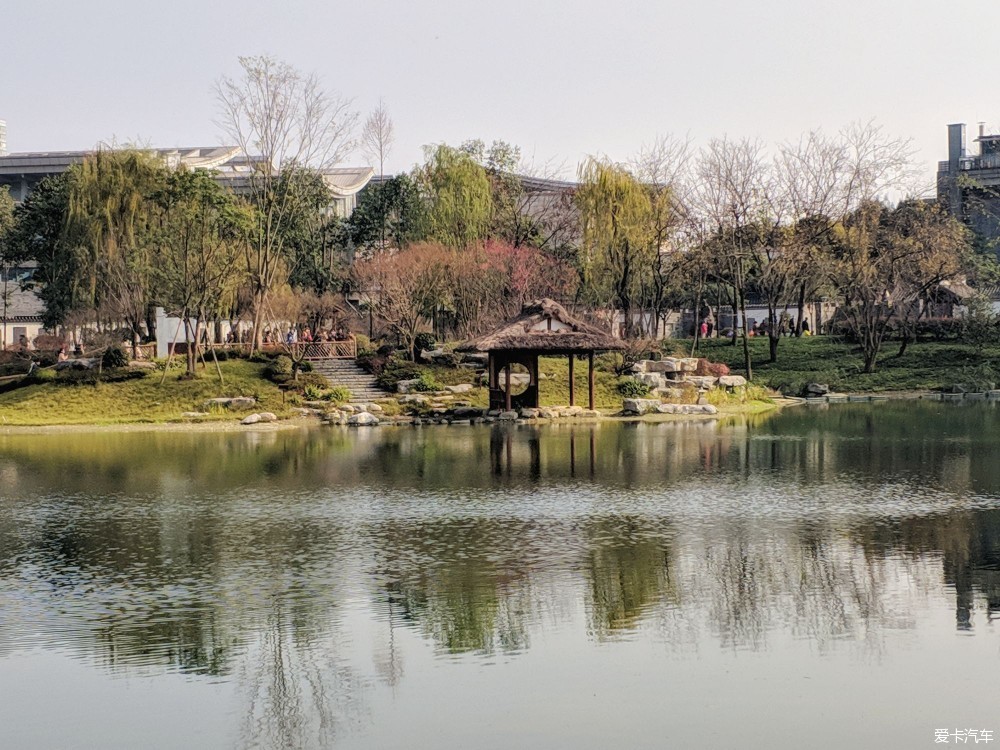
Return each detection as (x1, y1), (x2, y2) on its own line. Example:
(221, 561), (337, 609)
(1, 402), (999, 749)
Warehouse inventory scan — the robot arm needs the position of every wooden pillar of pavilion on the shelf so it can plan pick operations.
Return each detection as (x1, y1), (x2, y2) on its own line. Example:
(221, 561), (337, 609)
(568, 354), (575, 406)
(505, 361), (512, 411)
(588, 351), (595, 410)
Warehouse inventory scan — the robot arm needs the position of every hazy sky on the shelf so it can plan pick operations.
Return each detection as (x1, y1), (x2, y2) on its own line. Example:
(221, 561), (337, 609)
(4, 0), (1000, 191)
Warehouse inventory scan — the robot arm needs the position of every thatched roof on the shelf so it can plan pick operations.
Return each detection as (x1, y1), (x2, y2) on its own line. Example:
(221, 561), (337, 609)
(458, 299), (625, 353)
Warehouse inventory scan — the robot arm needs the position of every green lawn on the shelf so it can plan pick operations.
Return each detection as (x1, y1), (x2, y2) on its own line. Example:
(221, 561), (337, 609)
(697, 335), (1000, 393)
(0, 359), (289, 426)
(8, 335), (968, 426)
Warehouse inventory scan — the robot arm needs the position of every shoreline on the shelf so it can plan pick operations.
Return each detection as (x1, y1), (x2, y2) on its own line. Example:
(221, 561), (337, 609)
(4, 390), (990, 434)
(0, 399), (790, 434)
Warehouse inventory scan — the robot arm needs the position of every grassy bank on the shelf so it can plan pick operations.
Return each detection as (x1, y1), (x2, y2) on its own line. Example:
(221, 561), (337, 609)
(696, 336), (999, 394)
(0, 359), (288, 426)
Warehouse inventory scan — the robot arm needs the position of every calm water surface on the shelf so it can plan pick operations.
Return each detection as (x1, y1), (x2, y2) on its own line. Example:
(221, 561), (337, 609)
(2, 402), (999, 749)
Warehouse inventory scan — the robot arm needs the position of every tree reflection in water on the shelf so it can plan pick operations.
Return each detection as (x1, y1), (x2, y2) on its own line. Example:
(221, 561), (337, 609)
(3, 402), (1000, 745)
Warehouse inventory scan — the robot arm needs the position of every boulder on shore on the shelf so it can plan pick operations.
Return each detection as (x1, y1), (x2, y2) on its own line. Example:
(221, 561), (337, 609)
(348, 411), (380, 426)
(804, 383), (830, 397)
(718, 375), (747, 388)
(397, 378), (421, 394)
(622, 398), (661, 416)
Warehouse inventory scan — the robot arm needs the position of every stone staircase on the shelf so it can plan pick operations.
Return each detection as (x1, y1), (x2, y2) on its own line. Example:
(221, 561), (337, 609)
(308, 359), (389, 402)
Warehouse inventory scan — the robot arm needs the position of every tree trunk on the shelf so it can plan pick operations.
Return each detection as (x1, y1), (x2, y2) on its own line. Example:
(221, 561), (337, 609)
(795, 282), (807, 337)
(895, 332), (911, 358)
(730, 286), (740, 347)
(767, 302), (779, 363)
(737, 285), (753, 381)
(184, 317), (197, 377)
(251, 291), (266, 352)
(690, 285), (703, 357)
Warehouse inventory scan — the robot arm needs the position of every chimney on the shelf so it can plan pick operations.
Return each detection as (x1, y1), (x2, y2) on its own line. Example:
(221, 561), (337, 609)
(980, 122), (987, 139)
(0, 120), (6, 156)
(948, 123), (967, 171)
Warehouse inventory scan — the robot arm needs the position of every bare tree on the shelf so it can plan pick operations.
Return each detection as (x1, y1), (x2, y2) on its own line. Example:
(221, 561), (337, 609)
(216, 55), (358, 349)
(631, 134), (693, 337)
(360, 99), (395, 250)
(693, 137), (773, 379)
(361, 99), (394, 180)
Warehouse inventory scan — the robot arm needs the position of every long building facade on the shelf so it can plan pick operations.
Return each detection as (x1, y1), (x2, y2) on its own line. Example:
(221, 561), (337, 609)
(0, 129), (374, 347)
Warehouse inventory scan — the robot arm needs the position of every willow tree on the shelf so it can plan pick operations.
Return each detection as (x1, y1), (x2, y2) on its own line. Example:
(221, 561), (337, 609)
(576, 158), (654, 338)
(217, 55), (358, 350)
(417, 144), (493, 248)
(66, 148), (166, 353)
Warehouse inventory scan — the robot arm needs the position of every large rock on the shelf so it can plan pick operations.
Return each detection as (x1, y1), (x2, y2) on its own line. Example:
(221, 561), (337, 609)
(452, 406), (483, 419)
(498, 410), (519, 421)
(445, 383), (473, 394)
(649, 359), (682, 374)
(718, 375), (748, 388)
(636, 372), (666, 389)
(685, 375), (718, 389)
(397, 378), (422, 394)
(258, 412), (278, 422)
(679, 358), (699, 372)
(804, 383), (830, 397)
(240, 413), (262, 425)
(348, 411), (380, 426)
(519, 408), (540, 419)
(622, 398), (661, 415)
(54, 357), (99, 371)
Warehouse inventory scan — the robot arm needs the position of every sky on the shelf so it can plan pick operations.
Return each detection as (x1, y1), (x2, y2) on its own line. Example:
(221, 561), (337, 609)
(4, 0), (1000, 193)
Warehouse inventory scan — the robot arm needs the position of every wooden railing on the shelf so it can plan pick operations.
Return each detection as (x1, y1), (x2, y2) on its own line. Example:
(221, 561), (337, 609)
(180, 340), (357, 360)
(289, 340), (357, 360)
(130, 343), (157, 360)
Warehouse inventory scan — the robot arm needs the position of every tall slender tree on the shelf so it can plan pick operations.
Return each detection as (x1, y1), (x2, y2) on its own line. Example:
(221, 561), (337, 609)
(217, 55), (358, 349)
(360, 100), (395, 250)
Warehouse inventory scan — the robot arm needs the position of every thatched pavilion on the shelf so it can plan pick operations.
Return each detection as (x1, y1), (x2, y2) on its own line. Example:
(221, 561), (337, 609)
(458, 299), (625, 411)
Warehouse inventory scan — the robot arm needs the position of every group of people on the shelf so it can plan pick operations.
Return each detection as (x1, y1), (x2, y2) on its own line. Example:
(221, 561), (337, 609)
(747, 317), (811, 337)
(259, 326), (354, 345)
(223, 326), (356, 346)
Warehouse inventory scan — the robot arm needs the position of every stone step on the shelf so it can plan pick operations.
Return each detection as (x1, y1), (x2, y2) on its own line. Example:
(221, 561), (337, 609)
(306, 358), (390, 397)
